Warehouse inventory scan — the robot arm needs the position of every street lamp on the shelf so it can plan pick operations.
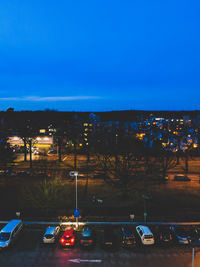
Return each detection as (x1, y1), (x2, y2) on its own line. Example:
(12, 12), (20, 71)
(69, 171), (79, 229)
(74, 172), (79, 229)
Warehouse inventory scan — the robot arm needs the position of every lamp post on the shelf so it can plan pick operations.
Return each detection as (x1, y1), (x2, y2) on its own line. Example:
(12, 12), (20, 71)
(141, 194), (150, 223)
(74, 172), (79, 229)
(69, 171), (79, 229)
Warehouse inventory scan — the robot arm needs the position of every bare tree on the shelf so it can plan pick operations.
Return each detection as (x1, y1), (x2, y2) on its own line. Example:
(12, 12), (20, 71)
(18, 120), (37, 168)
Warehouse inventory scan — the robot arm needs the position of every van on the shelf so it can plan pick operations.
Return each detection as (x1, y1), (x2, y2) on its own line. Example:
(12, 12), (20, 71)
(136, 225), (155, 245)
(0, 219), (23, 248)
(43, 226), (60, 244)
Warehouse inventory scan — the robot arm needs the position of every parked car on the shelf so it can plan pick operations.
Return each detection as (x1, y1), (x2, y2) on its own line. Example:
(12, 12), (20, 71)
(43, 226), (60, 244)
(121, 226), (136, 247)
(0, 220), (23, 249)
(154, 226), (173, 244)
(174, 174), (191, 181)
(47, 149), (57, 155)
(80, 227), (95, 248)
(136, 225), (155, 245)
(15, 170), (31, 177)
(59, 228), (76, 247)
(33, 149), (40, 155)
(101, 226), (118, 249)
(189, 228), (200, 246)
(93, 171), (108, 179)
(170, 226), (194, 244)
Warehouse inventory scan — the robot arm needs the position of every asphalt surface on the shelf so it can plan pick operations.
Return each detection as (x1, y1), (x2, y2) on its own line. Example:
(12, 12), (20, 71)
(0, 227), (200, 267)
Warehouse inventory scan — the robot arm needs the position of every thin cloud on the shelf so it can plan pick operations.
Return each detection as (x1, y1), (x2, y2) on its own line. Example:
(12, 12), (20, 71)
(0, 96), (101, 101)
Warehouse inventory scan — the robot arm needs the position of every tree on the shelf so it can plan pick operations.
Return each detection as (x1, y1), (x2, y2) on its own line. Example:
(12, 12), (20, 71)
(151, 140), (177, 180)
(66, 115), (83, 169)
(0, 133), (15, 168)
(18, 119), (37, 168)
(20, 179), (65, 215)
(95, 132), (144, 195)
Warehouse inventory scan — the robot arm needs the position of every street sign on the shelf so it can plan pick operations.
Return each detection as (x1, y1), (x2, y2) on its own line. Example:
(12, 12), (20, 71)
(74, 209), (79, 218)
(144, 212), (147, 217)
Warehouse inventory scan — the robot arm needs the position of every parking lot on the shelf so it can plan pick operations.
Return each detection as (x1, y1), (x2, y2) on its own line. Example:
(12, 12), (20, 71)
(0, 225), (200, 267)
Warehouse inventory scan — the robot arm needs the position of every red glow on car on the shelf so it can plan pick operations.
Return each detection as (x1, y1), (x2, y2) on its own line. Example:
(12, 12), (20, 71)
(60, 238), (65, 244)
(60, 228), (76, 247)
(70, 237), (75, 244)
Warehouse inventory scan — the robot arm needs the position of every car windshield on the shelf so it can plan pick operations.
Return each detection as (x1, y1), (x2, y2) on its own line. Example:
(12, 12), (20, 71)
(64, 235), (72, 240)
(45, 234), (53, 239)
(0, 232), (10, 241)
(144, 235), (153, 239)
(123, 227), (134, 236)
(176, 228), (192, 237)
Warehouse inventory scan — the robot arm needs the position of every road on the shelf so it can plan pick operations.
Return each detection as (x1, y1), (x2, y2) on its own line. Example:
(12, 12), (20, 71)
(0, 228), (199, 267)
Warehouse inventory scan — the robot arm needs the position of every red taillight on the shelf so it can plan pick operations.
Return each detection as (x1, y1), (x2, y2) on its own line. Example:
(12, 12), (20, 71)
(66, 235), (69, 238)
(89, 240), (93, 243)
(60, 238), (65, 244)
(70, 237), (75, 244)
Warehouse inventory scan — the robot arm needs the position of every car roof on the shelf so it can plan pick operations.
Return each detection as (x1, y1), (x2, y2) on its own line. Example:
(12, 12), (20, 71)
(82, 228), (92, 236)
(44, 226), (58, 235)
(122, 226), (134, 235)
(64, 228), (74, 236)
(1, 220), (22, 233)
(137, 225), (153, 235)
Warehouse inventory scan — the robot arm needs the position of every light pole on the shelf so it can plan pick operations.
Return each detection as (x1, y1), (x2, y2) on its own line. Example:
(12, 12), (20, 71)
(141, 194), (150, 223)
(69, 171), (79, 229)
(74, 172), (79, 229)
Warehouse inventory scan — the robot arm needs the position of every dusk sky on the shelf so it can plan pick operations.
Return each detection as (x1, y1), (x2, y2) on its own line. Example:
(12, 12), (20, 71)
(0, 0), (200, 111)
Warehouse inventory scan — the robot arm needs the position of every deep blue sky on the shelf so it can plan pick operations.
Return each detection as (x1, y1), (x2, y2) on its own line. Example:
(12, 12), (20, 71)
(0, 0), (200, 111)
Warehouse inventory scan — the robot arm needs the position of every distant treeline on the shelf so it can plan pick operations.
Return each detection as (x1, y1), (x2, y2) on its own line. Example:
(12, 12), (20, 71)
(0, 110), (200, 130)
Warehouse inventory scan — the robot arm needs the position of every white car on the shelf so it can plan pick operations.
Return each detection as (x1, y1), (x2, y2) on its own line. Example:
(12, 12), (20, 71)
(0, 220), (23, 249)
(43, 226), (60, 244)
(136, 225), (155, 245)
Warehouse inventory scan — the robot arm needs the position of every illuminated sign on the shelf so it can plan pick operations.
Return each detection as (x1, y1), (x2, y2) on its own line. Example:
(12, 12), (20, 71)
(8, 136), (53, 145)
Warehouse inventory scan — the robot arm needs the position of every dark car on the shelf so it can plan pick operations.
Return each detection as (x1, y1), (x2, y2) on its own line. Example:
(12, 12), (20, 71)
(170, 226), (194, 244)
(47, 149), (57, 155)
(93, 171), (108, 179)
(80, 227), (95, 248)
(101, 226), (118, 249)
(15, 170), (31, 177)
(174, 174), (191, 181)
(154, 226), (173, 244)
(121, 226), (136, 247)
(189, 229), (200, 246)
